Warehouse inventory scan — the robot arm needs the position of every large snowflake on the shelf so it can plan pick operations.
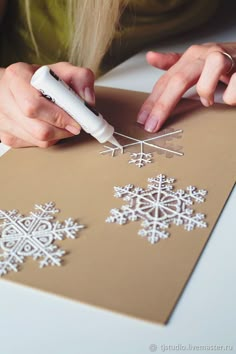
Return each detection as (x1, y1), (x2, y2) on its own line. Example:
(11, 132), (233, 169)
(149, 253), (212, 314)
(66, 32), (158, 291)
(106, 174), (207, 244)
(100, 128), (183, 167)
(0, 202), (84, 276)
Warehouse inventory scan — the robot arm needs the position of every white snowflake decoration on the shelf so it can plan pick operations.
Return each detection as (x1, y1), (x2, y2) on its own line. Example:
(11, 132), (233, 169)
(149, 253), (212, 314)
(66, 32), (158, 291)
(0, 202), (84, 276)
(100, 128), (183, 167)
(106, 174), (207, 244)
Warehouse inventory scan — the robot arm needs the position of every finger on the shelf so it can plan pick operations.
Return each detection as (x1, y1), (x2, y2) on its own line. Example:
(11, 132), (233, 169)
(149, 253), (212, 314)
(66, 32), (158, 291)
(146, 51), (182, 70)
(197, 51), (234, 106)
(0, 133), (35, 147)
(4, 91), (75, 142)
(6, 71), (81, 135)
(138, 53), (192, 124)
(0, 91), (74, 146)
(50, 62), (95, 105)
(144, 59), (203, 132)
(0, 132), (58, 148)
(223, 73), (236, 105)
(20, 116), (75, 142)
(0, 114), (59, 148)
(5, 62), (37, 81)
(137, 74), (173, 124)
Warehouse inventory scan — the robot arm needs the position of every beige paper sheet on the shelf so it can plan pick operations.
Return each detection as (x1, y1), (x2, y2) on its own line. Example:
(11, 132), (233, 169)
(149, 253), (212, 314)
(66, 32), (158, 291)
(0, 87), (235, 324)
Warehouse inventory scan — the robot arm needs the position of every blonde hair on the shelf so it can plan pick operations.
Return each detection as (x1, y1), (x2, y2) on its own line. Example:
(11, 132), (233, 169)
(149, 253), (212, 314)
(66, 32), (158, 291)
(25, 0), (127, 74)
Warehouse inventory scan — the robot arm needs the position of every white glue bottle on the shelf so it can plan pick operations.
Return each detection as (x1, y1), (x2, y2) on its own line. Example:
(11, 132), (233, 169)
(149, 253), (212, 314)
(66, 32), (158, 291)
(30, 66), (121, 147)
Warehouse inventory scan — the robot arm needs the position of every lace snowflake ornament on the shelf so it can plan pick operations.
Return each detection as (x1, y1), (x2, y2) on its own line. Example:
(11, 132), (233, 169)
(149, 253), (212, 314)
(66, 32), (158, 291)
(106, 174), (208, 244)
(100, 128), (183, 167)
(0, 202), (84, 276)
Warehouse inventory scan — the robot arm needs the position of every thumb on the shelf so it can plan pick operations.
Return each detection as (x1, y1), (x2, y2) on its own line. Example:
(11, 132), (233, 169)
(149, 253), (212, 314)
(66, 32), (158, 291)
(146, 51), (182, 70)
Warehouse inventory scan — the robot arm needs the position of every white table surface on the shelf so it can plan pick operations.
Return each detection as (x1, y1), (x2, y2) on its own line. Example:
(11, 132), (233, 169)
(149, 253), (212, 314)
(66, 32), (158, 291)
(1, 5), (236, 354)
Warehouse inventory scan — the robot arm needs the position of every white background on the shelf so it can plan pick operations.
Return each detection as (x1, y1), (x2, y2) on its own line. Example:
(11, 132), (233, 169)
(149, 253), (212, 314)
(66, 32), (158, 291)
(0, 2), (236, 353)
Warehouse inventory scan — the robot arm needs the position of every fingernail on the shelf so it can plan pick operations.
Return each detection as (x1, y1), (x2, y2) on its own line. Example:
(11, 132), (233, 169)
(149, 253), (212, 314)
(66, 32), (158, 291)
(84, 87), (95, 104)
(65, 125), (81, 135)
(145, 116), (159, 132)
(78, 89), (85, 100)
(137, 110), (150, 124)
(200, 97), (212, 107)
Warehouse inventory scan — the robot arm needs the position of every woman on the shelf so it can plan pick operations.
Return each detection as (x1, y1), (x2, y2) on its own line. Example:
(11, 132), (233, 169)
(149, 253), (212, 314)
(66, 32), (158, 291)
(0, 0), (235, 148)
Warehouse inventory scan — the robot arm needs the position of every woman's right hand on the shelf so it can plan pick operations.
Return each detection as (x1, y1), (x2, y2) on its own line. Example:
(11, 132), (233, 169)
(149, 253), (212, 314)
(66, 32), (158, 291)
(0, 61), (95, 148)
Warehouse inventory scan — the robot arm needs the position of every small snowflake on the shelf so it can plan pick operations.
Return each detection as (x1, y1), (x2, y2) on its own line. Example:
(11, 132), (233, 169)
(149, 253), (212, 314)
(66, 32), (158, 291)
(129, 152), (152, 168)
(0, 202), (84, 276)
(106, 174), (207, 244)
(100, 128), (183, 167)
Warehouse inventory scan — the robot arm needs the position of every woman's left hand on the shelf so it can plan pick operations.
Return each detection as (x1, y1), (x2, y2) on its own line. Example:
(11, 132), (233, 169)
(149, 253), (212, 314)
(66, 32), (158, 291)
(137, 42), (236, 132)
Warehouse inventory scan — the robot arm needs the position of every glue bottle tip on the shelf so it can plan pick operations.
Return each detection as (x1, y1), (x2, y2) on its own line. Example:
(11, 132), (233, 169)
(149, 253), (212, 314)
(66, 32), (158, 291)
(108, 135), (122, 149)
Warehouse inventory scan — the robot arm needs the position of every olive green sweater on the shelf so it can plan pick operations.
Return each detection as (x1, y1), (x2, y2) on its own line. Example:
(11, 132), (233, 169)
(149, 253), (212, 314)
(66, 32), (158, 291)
(0, 0), (219, 73)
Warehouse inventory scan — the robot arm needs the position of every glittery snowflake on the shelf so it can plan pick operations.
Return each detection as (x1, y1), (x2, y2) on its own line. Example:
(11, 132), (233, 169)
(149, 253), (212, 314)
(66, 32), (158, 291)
(100, 128), (183, 167)
(106, 174), (207, 244)
(0, 202), (84, 276)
